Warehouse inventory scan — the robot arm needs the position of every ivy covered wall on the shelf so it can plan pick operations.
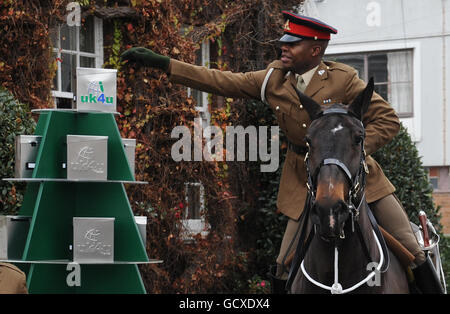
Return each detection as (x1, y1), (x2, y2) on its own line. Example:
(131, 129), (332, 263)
(0, 0), (300, 293)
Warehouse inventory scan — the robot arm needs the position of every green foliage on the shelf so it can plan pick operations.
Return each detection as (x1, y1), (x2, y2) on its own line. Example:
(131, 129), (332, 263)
(247, 274), (271, 294)
(0, 87), (36, 214)
(372, 124), (448, 290)
(107, 20), (123, 71)
(372, 124), (440, 227)
(255, 187), (288, 271)
(439, 236), (450, 291)
(236, 99), (288, 276)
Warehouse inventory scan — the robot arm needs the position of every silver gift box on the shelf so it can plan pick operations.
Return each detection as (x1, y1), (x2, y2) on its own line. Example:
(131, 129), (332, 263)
(67, 135), (108, 180)
(15, 135), (42, 178)
(73, 217), (114, 263)
(0, 215), (31, 260)
(122, 138), (136, 175)
(134, 216), (147, 247)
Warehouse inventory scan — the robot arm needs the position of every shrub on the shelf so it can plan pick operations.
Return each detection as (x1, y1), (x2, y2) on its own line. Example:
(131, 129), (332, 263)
(372, 124), (440, 227)
(0, 87), (36, 214)
(247, 274), (271, 294)
(372, 124), (448, 290)
(234, 99), (288, 277)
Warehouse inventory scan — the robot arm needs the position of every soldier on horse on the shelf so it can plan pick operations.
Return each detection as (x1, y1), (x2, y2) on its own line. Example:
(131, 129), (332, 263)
(121, 10), (444, 294)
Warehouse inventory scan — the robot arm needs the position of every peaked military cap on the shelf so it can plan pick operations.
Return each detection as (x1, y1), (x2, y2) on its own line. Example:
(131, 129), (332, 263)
(280, 11), (338, 43)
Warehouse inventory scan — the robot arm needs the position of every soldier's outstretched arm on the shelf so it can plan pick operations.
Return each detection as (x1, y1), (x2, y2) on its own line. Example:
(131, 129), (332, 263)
(121, 47), (266, 100)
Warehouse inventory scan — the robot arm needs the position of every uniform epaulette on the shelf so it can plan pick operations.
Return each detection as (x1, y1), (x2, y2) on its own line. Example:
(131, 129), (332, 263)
(324, 61), (352, 72)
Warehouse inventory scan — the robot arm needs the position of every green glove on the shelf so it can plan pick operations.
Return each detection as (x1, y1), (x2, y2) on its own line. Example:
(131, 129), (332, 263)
(120, 47), (170, 72)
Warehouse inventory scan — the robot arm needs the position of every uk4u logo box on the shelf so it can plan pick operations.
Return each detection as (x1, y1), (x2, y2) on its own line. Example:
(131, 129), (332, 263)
(76, 67), (117, 113)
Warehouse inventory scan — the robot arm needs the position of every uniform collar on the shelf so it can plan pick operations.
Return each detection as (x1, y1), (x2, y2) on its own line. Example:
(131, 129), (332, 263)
(295, 65), (319, 87)
(304, 62), (328, 97)
(282, 61), (329, 101)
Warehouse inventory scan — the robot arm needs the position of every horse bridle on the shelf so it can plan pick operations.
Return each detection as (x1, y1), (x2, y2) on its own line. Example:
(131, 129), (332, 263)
(304, 107), (369, 235)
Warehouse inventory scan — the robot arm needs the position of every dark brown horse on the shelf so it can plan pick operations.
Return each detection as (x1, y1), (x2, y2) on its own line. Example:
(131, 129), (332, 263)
(288, 78), (409, 294)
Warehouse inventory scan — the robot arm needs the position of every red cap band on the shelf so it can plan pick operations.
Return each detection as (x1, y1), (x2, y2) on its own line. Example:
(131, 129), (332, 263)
(284, 20), (331, 40)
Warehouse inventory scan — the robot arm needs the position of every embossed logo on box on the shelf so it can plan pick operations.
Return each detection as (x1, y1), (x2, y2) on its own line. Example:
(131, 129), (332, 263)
(67, 135), (108, 180)
(73, 217), (114, 263)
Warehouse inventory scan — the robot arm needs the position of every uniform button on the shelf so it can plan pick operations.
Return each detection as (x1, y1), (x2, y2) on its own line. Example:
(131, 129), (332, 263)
(276, 106), (280, 111)
(302, 123), (307, 128)
(299, 104), (303, 109)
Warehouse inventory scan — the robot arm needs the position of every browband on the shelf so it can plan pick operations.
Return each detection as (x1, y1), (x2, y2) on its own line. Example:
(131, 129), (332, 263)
(321, 107), (348, 115)
(318, 107), (363, 128)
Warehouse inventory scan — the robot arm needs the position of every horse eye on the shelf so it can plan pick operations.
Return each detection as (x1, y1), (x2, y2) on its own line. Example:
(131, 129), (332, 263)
(354, 135), (363, 145)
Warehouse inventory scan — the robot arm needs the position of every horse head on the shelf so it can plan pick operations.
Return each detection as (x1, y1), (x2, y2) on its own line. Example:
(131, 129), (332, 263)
(294, 78), (374, 242)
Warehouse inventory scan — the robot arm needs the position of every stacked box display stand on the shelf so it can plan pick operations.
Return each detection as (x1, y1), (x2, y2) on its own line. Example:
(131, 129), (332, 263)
(4, 110), (159, 293)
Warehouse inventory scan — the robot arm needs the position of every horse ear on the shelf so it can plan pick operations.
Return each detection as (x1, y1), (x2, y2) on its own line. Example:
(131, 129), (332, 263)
(292, 83), (322, 120)
(348, 77), (374, 120)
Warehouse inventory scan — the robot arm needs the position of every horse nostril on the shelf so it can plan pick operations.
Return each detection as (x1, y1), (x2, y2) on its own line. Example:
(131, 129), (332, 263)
(311, 203), (321, 225)
(335, 200), (350, 224)
(312, 200), (350, 239)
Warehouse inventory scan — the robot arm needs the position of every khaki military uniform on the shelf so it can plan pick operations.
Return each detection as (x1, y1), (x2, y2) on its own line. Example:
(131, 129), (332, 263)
(169, 59), (399, 220)
(0, 263), (28, 294)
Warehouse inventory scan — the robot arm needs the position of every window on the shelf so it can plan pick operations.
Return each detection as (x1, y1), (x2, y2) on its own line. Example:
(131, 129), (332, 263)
(182, 182), (209, 239)
(327, 50), (413, 117)
(187, 40), (211, 127)
(50, 16), (103, 108)
(180, 37), (211, 239)
(184, 182), (204, 220)
(427, 167), (450, 191)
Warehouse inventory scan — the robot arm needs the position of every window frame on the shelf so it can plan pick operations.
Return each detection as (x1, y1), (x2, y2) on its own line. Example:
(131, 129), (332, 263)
(327, 50), (414, 118)
(181, 39), (212, 239)
(325, 40), (422, 142)
(187, 39), (210, 114)
(182, 182), (210, 240)
(51, 16), (104, 106)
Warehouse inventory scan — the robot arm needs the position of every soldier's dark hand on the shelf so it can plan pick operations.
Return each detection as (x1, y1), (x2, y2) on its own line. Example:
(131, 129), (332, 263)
(120, 47), (170, 72)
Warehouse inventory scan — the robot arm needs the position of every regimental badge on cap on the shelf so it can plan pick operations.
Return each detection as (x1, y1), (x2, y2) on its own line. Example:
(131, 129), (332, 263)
(279, 11), (338, 43)
(284, 20), (291, 31)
